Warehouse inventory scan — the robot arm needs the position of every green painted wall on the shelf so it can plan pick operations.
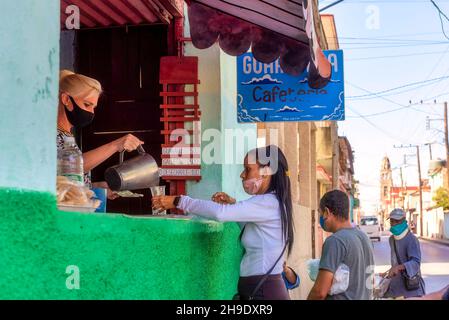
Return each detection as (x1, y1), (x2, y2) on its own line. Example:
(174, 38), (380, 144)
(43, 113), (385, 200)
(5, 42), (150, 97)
(0, 188), (242, 299)
(0, 4), (245, 299)
(0, 0), (59, 193)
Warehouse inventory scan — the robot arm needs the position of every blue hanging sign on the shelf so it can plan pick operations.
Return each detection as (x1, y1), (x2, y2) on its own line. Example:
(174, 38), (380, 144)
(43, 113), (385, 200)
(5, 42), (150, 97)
(237, 50), (344, 123)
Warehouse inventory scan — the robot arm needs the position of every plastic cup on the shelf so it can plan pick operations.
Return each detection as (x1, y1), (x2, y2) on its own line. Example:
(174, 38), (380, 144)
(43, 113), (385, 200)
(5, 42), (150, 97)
(92, 188), (107, 213)
(150, 186), (166, 215)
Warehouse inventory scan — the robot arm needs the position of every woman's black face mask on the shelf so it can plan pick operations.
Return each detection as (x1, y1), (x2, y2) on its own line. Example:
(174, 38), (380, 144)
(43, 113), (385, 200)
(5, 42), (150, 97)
(64, 96), (95, 128)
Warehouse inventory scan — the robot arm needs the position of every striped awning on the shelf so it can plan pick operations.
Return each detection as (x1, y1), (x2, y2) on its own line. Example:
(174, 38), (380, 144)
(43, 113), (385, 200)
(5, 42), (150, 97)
(186, 0), (331, 88)
(60, 0), (183, 28)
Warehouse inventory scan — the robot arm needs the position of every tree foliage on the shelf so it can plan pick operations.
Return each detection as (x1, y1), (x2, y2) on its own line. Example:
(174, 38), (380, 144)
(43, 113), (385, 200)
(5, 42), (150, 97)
(432, 187), (449, 211)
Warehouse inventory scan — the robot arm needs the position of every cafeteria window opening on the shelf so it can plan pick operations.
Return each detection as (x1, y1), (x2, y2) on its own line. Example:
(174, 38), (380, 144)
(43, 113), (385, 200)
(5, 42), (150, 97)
(74, 25), (170, 215)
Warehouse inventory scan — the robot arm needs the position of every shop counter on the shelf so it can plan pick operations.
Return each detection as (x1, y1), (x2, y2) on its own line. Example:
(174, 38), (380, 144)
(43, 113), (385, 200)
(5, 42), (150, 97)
(0, 188), (242, 299)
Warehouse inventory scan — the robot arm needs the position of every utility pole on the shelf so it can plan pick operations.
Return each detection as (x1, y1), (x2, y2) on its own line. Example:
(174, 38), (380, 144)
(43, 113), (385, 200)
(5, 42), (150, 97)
(403, 154), (411, 213)
(444, 102), (449, 189)
(424, 143), (433, 160)
(400, 166), (404, 209)
(421, 100), (449, 189)
(416, 146), (423, 237)
(394, 144), (424, 236)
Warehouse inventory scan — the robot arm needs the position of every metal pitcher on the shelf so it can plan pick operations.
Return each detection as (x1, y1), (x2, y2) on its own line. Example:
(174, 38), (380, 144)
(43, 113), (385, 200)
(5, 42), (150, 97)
(105, 145), (160, 191)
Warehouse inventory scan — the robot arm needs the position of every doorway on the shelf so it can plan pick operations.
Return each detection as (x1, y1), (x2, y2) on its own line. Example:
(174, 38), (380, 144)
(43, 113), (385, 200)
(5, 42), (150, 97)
(76, 25), (169, 215)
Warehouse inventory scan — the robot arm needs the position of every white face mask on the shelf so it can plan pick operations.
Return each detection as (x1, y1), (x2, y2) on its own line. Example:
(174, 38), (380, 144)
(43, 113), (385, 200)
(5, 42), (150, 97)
(242, 177), (264, 195)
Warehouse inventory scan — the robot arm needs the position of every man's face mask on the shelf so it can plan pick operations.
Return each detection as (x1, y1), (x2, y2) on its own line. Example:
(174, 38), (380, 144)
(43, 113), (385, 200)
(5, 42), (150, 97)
(64, 95), (95, 128)
(390, 220), (408, 236)
(320, 209), (329, 231)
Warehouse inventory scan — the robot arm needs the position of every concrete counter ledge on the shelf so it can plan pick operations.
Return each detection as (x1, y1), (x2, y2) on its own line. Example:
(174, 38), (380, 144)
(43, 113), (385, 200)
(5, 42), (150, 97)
(0, 188), (243, 299)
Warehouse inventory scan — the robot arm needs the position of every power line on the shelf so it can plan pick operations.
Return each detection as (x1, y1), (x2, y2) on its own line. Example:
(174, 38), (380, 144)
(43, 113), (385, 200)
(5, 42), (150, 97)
(431, 0), (449, 21)
(347, 76), (449, 99)
(346, 50), (449, 61)
(343, 42), (449, 50)
(438, 8), (449, 40)
(416, 44), (449, 102)
(424, 62), (449, 100)
(346, 105), (408, 142)
(337, 31), (447, 39)
(348, 79), (449, 100)
(338, 37), (449, 43)
(339, 40), (448, 45)
(340, 0), (449, 3)
(345, 82), (442, 120)
(347, 100), (442, 118)
(423, 2), (449, 99)
(431, 0), (449, 40)
(424, 45), (449, 81)
(346, 82), (426, 114)
(319, 0), (345, 12)
(346, 104), (422, 118)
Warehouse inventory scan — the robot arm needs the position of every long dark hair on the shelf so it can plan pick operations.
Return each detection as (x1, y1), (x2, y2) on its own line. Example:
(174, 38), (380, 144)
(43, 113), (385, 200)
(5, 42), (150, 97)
(247, 145), (294, 255)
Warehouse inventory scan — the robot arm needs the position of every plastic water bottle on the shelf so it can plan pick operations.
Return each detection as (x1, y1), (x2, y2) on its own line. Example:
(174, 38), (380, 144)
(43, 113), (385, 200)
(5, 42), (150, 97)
(57, 136), (84, 186)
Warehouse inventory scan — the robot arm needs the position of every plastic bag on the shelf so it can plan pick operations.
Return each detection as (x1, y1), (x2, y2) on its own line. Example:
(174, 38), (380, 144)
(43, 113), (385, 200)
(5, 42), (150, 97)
(373, 274), (391, 299)
(329, 264), (350, 295)
(307, 259), (320, 281)
(306, 259), (350, 295)
(57, 176), (100, 208)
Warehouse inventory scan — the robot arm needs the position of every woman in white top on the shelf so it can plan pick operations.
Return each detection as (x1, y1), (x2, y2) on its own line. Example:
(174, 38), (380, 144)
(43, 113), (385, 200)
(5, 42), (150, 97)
(152, 145), (294, 300)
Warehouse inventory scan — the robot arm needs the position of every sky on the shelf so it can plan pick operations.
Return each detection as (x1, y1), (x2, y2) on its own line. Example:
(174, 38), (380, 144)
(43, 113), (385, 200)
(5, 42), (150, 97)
(322, 0), (449, 214)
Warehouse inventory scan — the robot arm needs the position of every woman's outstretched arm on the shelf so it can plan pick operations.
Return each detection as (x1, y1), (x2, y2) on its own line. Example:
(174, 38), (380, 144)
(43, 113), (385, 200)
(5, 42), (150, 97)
(153, 194), (279, 223)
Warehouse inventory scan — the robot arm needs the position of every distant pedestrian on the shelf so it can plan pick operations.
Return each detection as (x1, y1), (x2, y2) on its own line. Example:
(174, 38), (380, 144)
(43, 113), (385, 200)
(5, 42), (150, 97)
(307, 190), (375, 300)
(383, 209), (425, 298)
(410, 221), (416, 234)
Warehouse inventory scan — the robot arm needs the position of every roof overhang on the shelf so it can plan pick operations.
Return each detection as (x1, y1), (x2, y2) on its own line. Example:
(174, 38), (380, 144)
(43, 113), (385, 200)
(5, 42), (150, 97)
(317, 165), (332, 184)
(321, 14), (339, 50)
(61, 0), (183, 29)
(186, 0), (332, 89)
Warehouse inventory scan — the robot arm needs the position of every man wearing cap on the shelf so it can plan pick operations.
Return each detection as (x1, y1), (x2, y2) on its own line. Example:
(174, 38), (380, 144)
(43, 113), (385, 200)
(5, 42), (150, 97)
(383, 208), (426, 298)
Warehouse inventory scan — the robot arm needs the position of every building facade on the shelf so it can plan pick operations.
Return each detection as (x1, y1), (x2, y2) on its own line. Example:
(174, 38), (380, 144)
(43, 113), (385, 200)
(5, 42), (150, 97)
(424, 160), (449, 240)
(0, 0), (347, 299)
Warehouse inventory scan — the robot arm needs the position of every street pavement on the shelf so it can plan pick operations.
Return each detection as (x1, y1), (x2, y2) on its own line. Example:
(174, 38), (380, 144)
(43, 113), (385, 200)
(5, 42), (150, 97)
(373, 235), (449, 293)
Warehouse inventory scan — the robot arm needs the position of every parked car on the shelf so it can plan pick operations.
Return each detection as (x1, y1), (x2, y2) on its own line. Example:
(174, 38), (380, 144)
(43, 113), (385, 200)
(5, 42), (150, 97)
(360, 216), (381, 241)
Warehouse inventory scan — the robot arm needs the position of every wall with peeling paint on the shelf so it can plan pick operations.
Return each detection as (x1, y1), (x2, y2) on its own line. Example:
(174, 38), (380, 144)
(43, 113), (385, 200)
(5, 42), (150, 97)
(0, 0), (60, 193)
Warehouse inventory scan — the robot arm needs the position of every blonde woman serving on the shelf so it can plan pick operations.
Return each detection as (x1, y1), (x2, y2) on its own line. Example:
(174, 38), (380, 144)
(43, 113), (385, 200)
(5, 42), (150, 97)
(57, 70), (143, 199)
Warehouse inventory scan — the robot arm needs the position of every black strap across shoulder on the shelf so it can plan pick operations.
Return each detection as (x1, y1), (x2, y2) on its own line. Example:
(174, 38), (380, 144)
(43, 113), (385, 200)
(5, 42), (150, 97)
(392, 237), (403, 265)
(237, 224), (288, 300)
(249, 241), (288, 298)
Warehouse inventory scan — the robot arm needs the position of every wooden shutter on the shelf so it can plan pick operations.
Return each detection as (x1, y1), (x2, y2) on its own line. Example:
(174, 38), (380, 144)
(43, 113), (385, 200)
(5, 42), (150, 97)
(159, 56), (201, 197)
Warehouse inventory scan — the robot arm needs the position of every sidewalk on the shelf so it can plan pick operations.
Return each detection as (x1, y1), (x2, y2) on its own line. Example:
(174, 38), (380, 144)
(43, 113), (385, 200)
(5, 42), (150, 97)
(419, 236), (449, 247)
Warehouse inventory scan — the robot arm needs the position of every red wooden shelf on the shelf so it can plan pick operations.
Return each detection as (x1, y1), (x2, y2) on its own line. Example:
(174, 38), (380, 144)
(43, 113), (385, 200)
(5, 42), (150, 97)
(160, 117), (200, 122)
(161, 176), (201, 181)
(160, 92), (198, 97)
(161, 104), (199, 109)
(159, 55), (201, 190)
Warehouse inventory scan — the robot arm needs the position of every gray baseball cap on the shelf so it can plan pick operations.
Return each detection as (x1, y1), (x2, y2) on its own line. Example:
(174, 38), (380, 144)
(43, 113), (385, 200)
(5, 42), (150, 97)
(388, 208), (406, 220)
